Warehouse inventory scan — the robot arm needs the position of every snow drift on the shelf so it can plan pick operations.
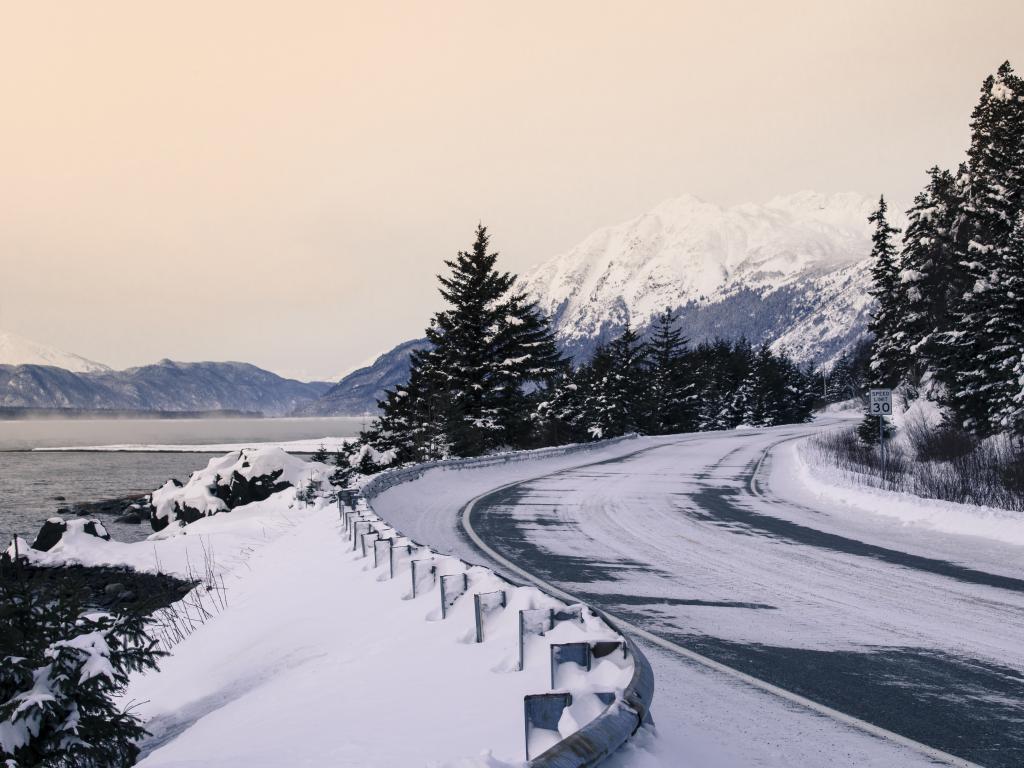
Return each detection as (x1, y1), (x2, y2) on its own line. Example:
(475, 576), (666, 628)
(149, 447), (332, 534)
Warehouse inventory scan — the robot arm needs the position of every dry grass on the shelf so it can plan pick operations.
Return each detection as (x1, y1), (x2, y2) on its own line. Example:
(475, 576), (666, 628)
(810, 425), (1024, 512)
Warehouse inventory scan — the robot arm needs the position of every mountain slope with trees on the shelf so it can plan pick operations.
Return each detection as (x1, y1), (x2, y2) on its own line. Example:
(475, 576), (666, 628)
(349, 227), (816, 474)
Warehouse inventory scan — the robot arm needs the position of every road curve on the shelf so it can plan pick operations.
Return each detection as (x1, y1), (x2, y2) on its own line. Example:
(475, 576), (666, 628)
(372, 425), (1024, 767)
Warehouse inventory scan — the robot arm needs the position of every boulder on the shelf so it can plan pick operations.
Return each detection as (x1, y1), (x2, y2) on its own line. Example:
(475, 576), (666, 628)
(30, 517), (111, 552)
(149, 448), (329, 533)
(31, 518), (67, 552)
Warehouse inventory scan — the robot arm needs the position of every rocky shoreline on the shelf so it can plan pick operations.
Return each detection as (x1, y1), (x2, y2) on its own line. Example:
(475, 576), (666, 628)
(53, 492), (152, 525)
(1, 555), (194, 617)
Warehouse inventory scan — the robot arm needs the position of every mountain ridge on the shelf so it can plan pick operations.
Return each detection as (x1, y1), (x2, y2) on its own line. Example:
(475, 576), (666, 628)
(0, 331), (111, 373)
(296, 190), (887, 414)
(0, 360), (331, 417)
(520, 190), (890, 362)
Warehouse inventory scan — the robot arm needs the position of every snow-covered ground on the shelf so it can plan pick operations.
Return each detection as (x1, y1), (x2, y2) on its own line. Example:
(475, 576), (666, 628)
(11, 448), (638, 767)
(785, 436), (1024, 548)
(371, 423), (1024, 767)
(14, 426), (1023, 766)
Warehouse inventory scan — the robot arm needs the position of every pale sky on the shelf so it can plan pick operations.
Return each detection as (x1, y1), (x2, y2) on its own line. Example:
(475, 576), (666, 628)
(2, 1), (1022, 381)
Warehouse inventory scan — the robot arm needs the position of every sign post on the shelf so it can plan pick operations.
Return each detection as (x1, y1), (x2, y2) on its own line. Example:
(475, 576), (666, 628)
(869, 389), (893, 470)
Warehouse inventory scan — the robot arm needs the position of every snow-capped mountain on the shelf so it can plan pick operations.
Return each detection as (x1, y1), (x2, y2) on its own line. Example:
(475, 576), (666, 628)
(297, 191), (889, 415)
(0, 330), (110, 373)
(521, 191), (892, 365)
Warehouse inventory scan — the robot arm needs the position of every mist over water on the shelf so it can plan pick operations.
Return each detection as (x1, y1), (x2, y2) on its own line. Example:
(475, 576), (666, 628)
(0, 416), (368, 451)
(0, 416), (366, 545)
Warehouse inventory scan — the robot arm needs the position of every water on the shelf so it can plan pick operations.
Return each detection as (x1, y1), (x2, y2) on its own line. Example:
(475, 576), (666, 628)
(0, 416), (369, 451)
(0, 417), (366, 546)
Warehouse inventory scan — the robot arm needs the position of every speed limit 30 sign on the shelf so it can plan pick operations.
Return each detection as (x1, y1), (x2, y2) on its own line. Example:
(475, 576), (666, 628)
(869, 389), (893, 415)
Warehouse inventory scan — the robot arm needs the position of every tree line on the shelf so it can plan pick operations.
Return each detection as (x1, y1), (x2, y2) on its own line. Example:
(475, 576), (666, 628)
(858, 61), (1024, 440)
(338, 225), (816, 480)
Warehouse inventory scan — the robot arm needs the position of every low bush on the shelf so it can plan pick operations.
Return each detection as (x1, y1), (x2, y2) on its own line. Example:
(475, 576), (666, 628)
(809, 426), (1024, 512)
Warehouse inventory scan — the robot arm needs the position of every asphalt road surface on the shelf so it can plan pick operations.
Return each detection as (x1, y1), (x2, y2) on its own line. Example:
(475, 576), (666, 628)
(374, 425), (1024, 767)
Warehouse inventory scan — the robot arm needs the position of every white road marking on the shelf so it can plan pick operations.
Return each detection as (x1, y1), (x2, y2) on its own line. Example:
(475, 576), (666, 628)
(460, 436), (980, 768)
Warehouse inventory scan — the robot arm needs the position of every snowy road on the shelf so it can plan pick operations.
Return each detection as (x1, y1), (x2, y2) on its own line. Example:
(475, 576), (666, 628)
(373, 425), (1024, 768)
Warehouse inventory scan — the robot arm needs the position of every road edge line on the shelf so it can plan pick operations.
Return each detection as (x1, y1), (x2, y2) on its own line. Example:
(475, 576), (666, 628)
(460, 454), (981, 768)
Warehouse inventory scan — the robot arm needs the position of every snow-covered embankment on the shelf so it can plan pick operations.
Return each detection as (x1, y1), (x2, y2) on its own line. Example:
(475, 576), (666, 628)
(358, 435), (655, 766)
(8, 444), (650, 766)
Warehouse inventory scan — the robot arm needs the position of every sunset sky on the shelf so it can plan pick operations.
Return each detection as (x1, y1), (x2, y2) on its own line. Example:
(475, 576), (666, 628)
(2, 1), (1022, 380)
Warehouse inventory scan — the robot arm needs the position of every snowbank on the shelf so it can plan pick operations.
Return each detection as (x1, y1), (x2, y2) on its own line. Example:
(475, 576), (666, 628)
(7, 445), (641, 766)
(787, 438), (1024, 547)
(149, 447), (332, 534)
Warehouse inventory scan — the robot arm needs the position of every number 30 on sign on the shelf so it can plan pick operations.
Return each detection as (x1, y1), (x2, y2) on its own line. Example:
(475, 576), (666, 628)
(869, 389), (893, 415)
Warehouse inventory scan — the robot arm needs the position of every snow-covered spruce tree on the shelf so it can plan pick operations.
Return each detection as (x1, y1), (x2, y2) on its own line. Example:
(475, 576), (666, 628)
(732, 345), (813, 427)
(693, 339), (751, 431)
(488, 293), (564, 448)
(776, 354), (817, 425)
(309, 443), (329, 463)
(330, 440), (359, 488)
(948, 62), (1024, 435)
(359, 355), (445, 466)
(821, 337), (872, 404)
(865, 196), (905, 386)
(858, 196), (904, 444)
(899, 167), (961, 383)
(584, 323), (649, 439)
(362, 225), (561, 461)
(532, 368), (587, 445)
(645, 308), (698, 434)
(0, 575), (163, 768)
(1003, 211), (1024, 433)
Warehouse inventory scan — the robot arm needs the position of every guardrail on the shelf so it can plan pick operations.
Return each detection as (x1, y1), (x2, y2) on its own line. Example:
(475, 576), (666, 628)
(356, 434), (655, 767)
(358, 434), (639, 498)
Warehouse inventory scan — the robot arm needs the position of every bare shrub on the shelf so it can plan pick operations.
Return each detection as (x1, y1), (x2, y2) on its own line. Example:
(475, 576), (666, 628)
(903, 415), (976, 462)
(810, 426), (1024, 512)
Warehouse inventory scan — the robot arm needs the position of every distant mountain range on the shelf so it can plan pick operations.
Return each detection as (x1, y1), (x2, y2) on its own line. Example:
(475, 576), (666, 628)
(3, 191), (885, 418)
(294, 339), (429, 416)
(0, 359), (330, 417)
(0, 331), (111, 373)
(298, 191), (886, 415)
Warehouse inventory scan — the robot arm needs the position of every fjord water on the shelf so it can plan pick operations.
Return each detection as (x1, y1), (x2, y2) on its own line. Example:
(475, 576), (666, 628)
(0, 416), (365, 545)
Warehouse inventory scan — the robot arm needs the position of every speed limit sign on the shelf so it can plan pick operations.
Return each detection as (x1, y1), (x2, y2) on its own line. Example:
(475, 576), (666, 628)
(869, 389), (893, 415)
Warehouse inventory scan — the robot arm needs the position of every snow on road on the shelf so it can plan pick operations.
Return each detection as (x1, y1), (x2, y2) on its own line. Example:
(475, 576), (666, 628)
(372, 423), (1024, 767)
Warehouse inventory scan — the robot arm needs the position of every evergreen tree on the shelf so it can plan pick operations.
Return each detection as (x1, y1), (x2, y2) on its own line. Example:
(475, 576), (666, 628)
(949, 62), (1024, 434)
(645, 308), (697, 434)
(598, 323), (649, 437)
(899, 167), (960, 382)
(330, 441), (358, 488)
(865, 195), (905, 387)
(569, 326), (648, 441)
(732, 345), (813, 427)
(859, 196), (903, 443)
(1, 572), (163, 768)
(1002, 211), (1024, 433)
(532, 368), (587, 445)
(576, 342), (616, 439)
(488, 293), (564, 448)
(821, 337), (872, 403)
(310, 444), (329, 463)
(361, 225), (562, 461)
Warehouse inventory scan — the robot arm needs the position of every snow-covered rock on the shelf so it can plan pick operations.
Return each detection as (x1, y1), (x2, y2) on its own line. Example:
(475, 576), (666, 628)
(150, 447), (332, 533)
(29, 517), (110, 552)
(521, 191), (904, 367)
(0, 330), (110, 373)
